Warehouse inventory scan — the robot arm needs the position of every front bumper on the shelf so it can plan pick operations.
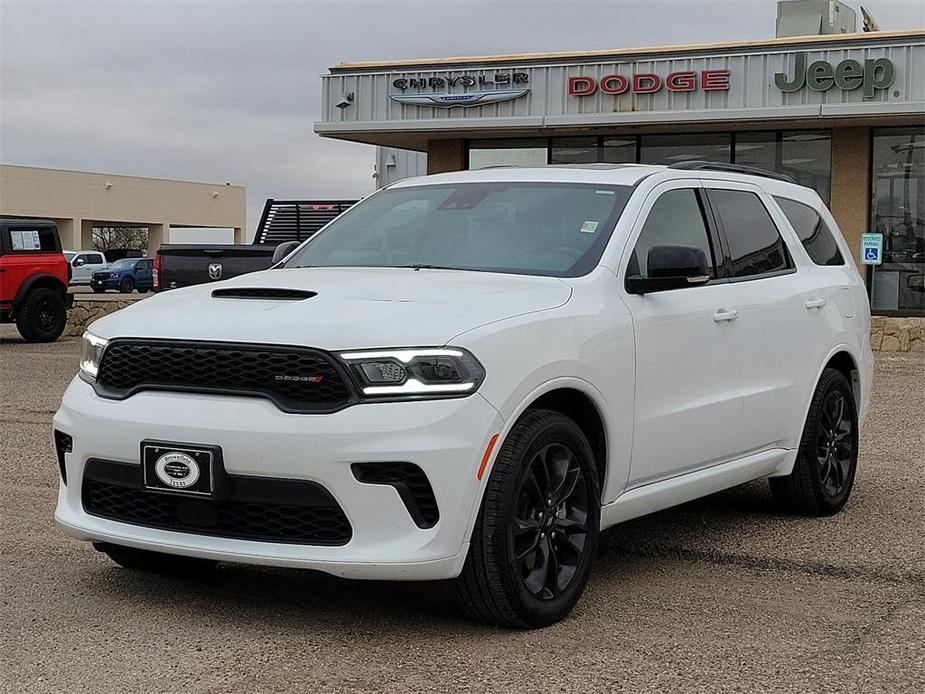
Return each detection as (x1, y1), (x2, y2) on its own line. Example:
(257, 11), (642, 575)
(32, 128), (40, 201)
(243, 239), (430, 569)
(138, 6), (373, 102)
(90, 277), (119, 290)
(54, 378), (504, 580)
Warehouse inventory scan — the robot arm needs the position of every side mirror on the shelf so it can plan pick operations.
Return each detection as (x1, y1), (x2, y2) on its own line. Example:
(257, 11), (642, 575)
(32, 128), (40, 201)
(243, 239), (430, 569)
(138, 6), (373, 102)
(73, 258), (86, 267)
(626, 245), (711, 294)
(272, 240), (300, 265)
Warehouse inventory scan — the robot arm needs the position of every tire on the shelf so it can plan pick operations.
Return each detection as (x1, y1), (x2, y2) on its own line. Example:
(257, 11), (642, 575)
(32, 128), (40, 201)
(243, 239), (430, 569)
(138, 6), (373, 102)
(119, 277), (135, 294)
(454, 409), (601, 628)
(769, 368), (858, 516)
(94, 543), (218, 575)
(15, 287), (67, 343)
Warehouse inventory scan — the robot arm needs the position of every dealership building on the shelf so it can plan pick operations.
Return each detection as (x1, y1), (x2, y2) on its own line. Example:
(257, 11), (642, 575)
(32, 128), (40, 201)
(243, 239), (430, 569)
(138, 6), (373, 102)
(316, 29), (924, 320)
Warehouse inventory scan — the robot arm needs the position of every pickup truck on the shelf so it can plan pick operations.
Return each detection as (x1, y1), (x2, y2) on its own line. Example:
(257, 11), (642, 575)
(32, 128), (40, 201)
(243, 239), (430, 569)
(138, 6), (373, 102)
(154, 199), (355, 291)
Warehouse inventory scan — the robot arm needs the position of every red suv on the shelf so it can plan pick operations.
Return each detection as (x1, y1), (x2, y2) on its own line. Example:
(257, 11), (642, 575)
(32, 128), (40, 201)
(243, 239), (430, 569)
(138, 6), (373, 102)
(0, 219), (72, 342)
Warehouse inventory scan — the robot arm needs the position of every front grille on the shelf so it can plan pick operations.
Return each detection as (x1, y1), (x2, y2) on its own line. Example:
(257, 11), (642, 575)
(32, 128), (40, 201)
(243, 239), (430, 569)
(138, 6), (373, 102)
(82, 459), (352, 546)
(352, 462), (439, 529)
(95, 340), (354, 413)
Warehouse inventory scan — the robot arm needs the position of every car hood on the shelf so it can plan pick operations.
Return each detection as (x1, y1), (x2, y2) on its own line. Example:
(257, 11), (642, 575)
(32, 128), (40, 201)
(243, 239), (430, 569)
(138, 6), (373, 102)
(89, 267), (572, 350)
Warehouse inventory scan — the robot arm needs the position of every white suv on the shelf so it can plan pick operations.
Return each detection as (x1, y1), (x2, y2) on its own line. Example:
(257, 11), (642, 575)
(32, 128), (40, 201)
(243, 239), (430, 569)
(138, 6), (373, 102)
(54, 164), (872, 627)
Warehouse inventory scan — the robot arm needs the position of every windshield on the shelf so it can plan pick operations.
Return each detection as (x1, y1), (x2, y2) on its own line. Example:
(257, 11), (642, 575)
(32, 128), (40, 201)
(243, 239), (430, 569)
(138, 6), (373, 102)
(63, 252), (76, 260)
(108, 259), (137, 270)
(283, 182), (633, 277)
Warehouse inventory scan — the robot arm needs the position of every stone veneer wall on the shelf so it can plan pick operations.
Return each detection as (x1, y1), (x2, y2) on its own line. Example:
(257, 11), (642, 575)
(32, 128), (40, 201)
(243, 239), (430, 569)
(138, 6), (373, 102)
(65, 296), (143, 337)
(64, 297), (922, 352)
(869, 317), (924, 353)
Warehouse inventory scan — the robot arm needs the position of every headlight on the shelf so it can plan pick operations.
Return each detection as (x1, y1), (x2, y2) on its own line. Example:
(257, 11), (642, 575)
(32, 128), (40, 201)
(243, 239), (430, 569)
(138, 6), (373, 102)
(79, 331), (109, 380)
(339, 348), (485, 398)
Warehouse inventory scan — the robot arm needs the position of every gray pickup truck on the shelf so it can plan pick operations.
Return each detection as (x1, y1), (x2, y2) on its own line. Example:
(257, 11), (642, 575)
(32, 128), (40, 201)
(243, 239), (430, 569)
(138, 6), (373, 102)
(154, 199), (355, 291)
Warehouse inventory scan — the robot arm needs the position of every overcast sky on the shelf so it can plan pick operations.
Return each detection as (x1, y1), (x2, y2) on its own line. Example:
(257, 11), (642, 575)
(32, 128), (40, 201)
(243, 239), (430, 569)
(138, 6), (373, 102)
(2, 0), (922, 240)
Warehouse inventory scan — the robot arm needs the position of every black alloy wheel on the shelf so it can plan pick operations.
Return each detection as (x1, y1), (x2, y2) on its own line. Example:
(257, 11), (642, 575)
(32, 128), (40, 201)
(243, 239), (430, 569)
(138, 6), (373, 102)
(817, 389), (853, 498)
(455, 409), (600, 628)
(512, 443), (592, 601)
(120, 277), (135, 294)
(770, 368), (858, 515)
(15, 287), (67, 343)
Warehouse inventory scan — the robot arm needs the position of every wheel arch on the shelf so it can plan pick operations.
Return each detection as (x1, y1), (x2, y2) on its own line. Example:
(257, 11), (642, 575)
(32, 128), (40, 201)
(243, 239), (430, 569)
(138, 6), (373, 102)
(821, 347), (861, 410)
(12, 273), (68, 313)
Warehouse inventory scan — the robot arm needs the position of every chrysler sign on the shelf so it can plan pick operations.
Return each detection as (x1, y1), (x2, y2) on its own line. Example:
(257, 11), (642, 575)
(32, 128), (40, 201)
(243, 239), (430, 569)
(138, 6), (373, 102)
(391, 72), (530, 108)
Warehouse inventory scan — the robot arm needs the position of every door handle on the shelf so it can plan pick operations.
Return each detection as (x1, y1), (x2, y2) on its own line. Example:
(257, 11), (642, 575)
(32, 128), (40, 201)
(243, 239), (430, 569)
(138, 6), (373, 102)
(804, 298), (827, 310)
(712, 309), (738, 323)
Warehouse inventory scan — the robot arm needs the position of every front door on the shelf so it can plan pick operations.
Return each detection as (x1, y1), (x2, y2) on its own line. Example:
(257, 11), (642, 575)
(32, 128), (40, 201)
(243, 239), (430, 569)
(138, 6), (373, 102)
(621, 182), (743, 487)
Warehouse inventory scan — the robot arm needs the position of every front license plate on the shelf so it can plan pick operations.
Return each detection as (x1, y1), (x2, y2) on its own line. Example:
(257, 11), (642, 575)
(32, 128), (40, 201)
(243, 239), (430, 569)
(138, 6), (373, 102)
(142, 442), (215, 497)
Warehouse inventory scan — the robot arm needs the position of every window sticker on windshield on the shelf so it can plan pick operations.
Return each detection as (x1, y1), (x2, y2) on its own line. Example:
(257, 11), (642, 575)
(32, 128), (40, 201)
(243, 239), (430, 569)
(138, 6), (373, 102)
(580, 221), (599, 234)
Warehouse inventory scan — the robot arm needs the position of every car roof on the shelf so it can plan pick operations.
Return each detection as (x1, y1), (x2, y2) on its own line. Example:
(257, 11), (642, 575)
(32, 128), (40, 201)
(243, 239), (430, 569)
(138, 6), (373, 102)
(387, 164), (819, 198)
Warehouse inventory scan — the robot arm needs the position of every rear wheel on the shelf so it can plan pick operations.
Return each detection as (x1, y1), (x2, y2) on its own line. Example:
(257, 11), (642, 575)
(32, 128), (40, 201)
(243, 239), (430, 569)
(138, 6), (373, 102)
(119, 277), (135, 294)
(454, 410), (600, 628)
(95, 543), (218, 575)
(15, 287), (67, 343)
(770, 368), (858, 515)
(137, 287), (149, 294)
(91, 286), (105, 294)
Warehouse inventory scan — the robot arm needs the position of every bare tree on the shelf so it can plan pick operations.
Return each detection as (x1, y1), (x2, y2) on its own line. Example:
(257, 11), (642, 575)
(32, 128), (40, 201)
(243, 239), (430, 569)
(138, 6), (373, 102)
(92, 226), (148, 252)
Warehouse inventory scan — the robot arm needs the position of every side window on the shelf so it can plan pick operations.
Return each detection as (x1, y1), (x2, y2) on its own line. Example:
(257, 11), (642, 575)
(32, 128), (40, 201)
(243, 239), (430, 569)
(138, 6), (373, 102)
(709, 189), (792, 278)
(90, 253), (104, 264)
(629, 188), (715, 279)
(774, 197), (845, 266)
(9, 226), (58, 252)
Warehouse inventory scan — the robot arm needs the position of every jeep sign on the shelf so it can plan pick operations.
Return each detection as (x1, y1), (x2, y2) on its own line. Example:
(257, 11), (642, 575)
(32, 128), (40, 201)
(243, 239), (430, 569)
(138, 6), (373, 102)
(775, 53), (895, 98)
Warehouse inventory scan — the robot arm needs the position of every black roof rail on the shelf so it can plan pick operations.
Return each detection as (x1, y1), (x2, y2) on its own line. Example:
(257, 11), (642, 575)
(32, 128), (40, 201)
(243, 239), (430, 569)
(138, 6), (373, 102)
(668, 161), (797, 184)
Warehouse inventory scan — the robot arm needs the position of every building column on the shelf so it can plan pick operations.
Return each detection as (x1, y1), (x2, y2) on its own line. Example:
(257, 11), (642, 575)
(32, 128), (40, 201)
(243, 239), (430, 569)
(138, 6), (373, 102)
(426, 139), (466, 174)
(80, 219), (94, 249)
(829, 127), (871, 267)
(146, 222), (169, 255)
(56, 218), (77, 250)
(233, 226), (245, 244)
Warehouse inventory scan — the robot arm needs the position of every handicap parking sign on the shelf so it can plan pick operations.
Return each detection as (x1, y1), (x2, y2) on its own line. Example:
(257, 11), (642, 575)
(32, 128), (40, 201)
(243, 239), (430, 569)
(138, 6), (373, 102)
(861, 233), (883, 266)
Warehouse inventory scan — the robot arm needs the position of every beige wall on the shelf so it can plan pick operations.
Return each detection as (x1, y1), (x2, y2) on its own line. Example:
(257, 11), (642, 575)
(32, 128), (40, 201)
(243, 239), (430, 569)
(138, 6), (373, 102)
(829, 128), (871, 268)
(0, 165), (246, 253)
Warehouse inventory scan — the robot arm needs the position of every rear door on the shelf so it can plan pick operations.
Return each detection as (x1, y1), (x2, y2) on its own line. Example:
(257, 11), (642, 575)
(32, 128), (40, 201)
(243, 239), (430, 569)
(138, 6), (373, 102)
(621, 180), (743, 487)
(705, 184), (834, 453)
(134, 259), (154, 287)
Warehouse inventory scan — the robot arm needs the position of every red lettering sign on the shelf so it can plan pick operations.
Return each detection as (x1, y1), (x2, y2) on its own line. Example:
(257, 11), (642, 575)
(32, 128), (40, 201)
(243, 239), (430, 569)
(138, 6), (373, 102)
(632, 74), (661, 94)
(701, 69), (731, 90)
(600, 74), (629, 94)
(568, 76), (597, 96)
(666, 71), (696, 91)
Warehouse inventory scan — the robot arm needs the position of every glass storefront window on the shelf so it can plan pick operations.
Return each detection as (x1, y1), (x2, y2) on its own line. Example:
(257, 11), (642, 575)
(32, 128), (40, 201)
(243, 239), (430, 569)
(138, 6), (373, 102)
(550, 137), (598, 164)
(601, 137), (636, 164)
(639, 133), (732, 165)
(468, 139), (547, 170)
(869, 126), (925, 315)
(735, 131), (831, 203)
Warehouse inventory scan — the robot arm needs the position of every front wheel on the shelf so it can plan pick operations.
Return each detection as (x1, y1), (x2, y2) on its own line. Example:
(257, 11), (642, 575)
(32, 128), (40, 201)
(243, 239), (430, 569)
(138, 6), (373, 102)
(119, 277), (135, 294)
(769, 368), (858, 515)
(454, 410), (600, 628)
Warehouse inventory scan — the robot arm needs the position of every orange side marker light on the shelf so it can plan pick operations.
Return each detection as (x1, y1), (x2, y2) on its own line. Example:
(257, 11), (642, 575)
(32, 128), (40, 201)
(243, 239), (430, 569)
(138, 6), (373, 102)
(477, 433), (500, 481)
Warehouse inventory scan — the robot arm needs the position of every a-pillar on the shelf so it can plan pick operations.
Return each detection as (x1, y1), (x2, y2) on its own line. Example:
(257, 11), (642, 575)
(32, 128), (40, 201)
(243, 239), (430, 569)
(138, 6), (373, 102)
(146, 222), (169, 255)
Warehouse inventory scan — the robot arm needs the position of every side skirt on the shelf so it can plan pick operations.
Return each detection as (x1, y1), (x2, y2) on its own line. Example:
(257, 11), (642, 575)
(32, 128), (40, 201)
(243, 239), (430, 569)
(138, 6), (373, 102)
(601, 448), (795, 529)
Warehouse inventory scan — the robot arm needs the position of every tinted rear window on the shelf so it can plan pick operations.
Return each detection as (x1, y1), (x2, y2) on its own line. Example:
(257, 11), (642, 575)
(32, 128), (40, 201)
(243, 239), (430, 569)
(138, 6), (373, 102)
(709, 190), (791, 278)
(774, 197), (845, 266)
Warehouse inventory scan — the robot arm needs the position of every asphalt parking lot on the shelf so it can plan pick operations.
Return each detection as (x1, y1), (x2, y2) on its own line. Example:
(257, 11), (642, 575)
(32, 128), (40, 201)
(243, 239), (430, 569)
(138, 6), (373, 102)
(1, 325), (922, 694)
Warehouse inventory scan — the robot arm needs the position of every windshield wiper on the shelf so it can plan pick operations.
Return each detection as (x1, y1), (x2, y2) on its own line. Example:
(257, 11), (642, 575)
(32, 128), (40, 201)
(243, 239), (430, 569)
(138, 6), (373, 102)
(396, 264), (461, 271)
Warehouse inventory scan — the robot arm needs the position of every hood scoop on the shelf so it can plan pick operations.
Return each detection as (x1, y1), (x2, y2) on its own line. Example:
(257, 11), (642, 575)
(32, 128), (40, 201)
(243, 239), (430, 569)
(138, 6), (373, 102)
(211, 287), (317, 301)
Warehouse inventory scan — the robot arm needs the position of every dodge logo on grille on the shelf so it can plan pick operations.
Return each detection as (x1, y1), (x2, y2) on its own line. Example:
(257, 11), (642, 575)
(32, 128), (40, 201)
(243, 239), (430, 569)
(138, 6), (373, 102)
(275, 375), (325, 383)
